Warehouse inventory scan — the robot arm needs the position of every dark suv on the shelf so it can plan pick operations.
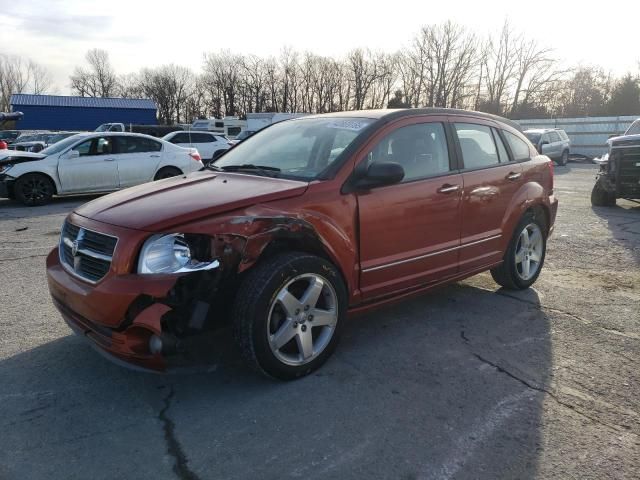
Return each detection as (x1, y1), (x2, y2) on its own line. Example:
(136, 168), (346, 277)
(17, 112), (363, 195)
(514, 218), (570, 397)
(591, 119), (640, 206)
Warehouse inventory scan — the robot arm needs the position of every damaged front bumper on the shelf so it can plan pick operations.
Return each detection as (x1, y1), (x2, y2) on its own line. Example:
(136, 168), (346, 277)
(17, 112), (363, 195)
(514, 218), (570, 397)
(46, 248), (223, 372)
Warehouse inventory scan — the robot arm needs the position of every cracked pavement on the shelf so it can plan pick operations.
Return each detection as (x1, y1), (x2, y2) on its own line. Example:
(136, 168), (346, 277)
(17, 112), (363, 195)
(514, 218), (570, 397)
(1, 164), (638, 479)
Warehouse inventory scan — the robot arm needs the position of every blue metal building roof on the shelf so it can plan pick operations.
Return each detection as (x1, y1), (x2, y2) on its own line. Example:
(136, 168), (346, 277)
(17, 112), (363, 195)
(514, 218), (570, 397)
(10, 94), (156, 110)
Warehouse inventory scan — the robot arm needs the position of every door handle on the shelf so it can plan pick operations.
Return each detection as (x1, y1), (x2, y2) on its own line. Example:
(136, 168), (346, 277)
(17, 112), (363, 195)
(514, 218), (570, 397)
(437, 184), (460, 194)
(103, 158), (116, 162)
(150, 154), (161, 158)
(506, 172), (521, 181)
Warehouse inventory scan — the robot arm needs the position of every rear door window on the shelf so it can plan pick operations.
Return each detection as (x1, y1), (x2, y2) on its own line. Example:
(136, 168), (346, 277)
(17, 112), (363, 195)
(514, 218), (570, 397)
(548, 131), (561, 143)
(117, 136), (162, 153)
(503, 131), (531, 161)
(492, 129), (510, 162)
(454, 123), (500, 169)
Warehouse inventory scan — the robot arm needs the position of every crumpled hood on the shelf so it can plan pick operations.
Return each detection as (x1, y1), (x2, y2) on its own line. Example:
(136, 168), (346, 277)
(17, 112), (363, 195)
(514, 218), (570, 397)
(0, 150), (45, 165)
(75, 170), (309, 231)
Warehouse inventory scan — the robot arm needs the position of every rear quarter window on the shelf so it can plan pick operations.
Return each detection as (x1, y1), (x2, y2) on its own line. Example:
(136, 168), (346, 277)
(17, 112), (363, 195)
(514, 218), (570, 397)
(503, 131), (532, 161)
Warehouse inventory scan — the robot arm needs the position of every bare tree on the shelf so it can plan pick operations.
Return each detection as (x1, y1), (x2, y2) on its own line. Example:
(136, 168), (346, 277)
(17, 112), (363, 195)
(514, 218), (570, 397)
(481, 21), (520, 114)
(137, 65), (195, 124)
(0, 54), (54, 111)
(70, 49), (118, 97)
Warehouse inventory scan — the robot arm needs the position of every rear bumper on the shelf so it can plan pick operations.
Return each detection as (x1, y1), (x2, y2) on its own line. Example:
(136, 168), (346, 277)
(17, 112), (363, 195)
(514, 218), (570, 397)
(548, 194), (558, 235)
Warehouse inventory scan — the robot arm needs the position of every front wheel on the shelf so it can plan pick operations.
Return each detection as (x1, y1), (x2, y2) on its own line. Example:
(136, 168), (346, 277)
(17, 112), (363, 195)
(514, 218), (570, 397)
(14, 173), (55, 206)
(591, 180), (616, 207)
(491, 213), (547, 290)
(233, 252), (347, 380)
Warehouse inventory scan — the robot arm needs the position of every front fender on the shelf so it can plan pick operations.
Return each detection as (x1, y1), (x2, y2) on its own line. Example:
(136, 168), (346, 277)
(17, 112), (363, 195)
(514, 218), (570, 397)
(6, 158), (62, 193)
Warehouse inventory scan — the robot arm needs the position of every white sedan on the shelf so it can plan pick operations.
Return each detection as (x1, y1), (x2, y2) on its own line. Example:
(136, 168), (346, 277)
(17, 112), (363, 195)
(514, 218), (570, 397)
(0, 132), (203, 206)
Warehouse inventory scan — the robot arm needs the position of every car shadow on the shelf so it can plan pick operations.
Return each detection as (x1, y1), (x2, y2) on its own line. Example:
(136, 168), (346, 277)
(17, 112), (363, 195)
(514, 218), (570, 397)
(592, 201), (640, 266)
(0, 283), (552, 479)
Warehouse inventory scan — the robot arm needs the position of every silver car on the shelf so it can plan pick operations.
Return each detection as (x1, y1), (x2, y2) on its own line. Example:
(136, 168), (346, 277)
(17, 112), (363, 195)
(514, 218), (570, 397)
(524, 129), (571, 166)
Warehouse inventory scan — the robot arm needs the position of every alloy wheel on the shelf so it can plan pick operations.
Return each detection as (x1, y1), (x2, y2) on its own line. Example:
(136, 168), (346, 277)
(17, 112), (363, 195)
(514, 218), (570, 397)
(514, 223), (544, 281)
(20, 177), (52, 203)
(267, 274), (338, 366)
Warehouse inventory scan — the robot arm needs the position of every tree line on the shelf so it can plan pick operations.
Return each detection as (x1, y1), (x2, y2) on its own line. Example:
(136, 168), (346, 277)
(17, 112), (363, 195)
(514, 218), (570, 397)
(2, 21), (640, 124)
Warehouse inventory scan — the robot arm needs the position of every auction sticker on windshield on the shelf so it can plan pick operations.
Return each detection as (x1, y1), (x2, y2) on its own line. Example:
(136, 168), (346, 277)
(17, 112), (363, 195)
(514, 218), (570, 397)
(327, 120), (371, 131)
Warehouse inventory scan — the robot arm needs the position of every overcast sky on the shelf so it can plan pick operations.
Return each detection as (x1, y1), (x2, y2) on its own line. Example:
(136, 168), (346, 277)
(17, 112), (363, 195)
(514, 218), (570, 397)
(1, 0), (638, 94)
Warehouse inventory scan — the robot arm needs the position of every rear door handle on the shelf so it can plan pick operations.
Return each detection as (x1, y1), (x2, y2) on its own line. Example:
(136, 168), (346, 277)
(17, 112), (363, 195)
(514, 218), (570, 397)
(103, 158), (116, 162)
(437, 184), (460, 194)
(506, 172), (521, 181)
(150, 154), (161, 158)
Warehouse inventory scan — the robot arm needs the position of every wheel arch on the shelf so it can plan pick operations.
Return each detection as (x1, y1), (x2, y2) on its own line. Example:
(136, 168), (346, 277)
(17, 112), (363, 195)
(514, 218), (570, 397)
(230, 216), (354, 295)
(501, 182), (552, 246)
(15, 170), (59, 195)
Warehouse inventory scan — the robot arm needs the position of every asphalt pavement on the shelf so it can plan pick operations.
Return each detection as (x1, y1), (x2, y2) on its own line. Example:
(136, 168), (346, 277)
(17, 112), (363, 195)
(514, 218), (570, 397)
(0, 164), (638, 479)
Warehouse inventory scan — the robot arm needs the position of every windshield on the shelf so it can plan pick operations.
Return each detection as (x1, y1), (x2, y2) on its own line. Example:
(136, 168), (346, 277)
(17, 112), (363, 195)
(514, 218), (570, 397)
(524, 132), (541, 144)
(16, 135), (36, 143)
(40, 134), (85, 156)
(214, 117), (372, 180)
(625, 120), (640, 136)
(47, 133), (74, 144)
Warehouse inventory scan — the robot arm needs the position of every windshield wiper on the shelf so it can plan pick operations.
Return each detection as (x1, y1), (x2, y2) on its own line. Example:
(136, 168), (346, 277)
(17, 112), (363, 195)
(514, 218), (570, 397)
(221, 164), (281, 172)
(206, 164), (282, 177)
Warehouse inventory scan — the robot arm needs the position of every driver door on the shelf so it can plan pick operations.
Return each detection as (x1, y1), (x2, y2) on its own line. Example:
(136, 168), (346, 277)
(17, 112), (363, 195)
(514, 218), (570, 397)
(57, 136), (119, 193)
(357, 118), (463, 300)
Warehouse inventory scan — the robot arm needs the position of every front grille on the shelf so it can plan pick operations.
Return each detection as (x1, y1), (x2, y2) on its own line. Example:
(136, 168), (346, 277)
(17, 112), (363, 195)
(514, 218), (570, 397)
(616, 148), (640, 197)
(59, 222), (118, 283)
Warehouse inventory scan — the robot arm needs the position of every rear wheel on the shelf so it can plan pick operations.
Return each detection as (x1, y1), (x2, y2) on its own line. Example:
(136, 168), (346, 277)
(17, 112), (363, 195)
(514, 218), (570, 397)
(233, 252), (347, 380)
(591, 180), (616, 207)
(14, 173), (55, 206)
(491, 213), (547, 290)
(154, 167), (182, 180)
(557, 150), (569, 166)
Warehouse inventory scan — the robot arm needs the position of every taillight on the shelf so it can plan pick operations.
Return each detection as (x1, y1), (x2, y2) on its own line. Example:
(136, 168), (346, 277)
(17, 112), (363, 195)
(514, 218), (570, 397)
(189, 152), (201, 162)
(547, 160), (554, 193)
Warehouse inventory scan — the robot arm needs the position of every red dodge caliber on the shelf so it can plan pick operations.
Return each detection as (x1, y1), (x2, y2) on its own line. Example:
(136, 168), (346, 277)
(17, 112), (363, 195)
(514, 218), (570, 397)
(47, 109), (558, 379)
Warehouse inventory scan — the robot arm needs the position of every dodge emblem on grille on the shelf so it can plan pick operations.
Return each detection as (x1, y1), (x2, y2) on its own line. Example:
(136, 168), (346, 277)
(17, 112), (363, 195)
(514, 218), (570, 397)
(72, 229), (85, 271)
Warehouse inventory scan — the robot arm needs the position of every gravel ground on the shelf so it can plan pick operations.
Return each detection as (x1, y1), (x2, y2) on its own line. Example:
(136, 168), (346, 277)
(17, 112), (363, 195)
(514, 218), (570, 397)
(0, 163), (638, 480)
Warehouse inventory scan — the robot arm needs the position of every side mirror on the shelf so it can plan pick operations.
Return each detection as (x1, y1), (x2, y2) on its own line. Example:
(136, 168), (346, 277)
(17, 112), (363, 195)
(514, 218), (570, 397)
(65, 150), (80, 159)
(356, 162), (405, 189)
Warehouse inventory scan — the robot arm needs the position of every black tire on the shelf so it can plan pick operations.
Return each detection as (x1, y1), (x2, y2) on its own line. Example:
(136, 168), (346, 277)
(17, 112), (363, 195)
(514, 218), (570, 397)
(557, 150), (569, 166)
(14, 173), (55, 206)
(491, 212), (547, 290)
(154, 167), (182, 180)
(591, 180), (616, 207)
(233, 251), (347, 380)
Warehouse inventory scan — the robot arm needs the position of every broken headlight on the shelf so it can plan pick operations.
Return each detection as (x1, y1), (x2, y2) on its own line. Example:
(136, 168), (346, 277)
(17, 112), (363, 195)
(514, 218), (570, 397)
(137, 233), (219, 274)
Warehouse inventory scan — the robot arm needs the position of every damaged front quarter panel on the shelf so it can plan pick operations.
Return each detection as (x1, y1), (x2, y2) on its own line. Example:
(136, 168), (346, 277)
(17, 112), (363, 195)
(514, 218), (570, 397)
(119, 209), (355, 371)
